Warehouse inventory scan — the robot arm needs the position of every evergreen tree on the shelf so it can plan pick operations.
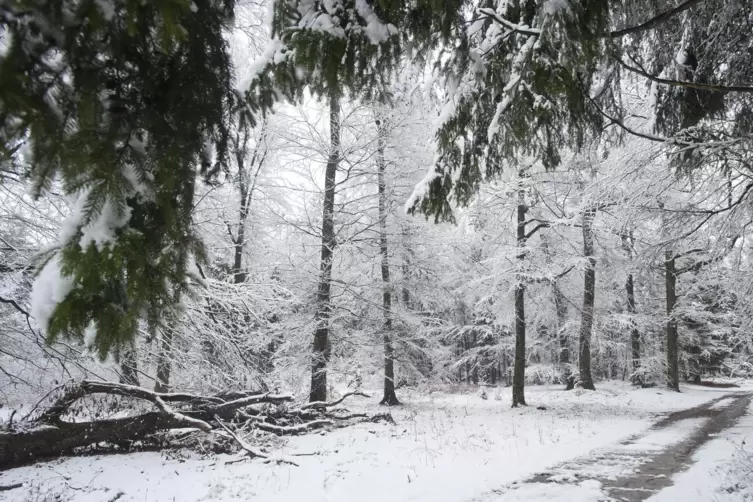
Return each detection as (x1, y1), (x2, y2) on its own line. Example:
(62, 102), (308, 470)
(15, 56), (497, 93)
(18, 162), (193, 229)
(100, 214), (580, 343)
(1, 0), (240, 359)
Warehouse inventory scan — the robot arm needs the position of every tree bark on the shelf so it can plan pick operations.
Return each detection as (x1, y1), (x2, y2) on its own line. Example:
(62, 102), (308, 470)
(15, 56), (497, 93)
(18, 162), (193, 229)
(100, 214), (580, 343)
(376, 117), (399, 406)
(577, 206), (597, 390)
(233, 158), (248, 284)
(553, 283), (573, 390)
(1, 381), (295, 469)
(400, 224), (411, 309)
(154, 328), (172, 393)
(512, 180), (527, 407)
(0, 413), (184, 468)
(232, 122), (266, 285)
(665, 251), (680, 391)
(621, 232), (641, 384)
(626, 273), (641, 379)
(310, 94), (340, 402)
(119, 346), (140, 387)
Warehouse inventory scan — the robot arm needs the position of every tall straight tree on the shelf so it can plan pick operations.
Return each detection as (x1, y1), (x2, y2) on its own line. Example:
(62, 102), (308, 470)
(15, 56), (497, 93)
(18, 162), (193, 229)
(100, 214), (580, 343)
(310, 96), (341, 402)
(621, 231), (642, 383)
(376, 115), (400, 406)
(577, 206), (597, 390)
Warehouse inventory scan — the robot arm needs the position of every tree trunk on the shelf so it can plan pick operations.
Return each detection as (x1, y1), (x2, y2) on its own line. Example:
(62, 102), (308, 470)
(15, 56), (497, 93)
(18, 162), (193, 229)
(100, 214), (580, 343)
(665, 251), (680, 392)
(154, 329), (172, 393)
(376, 117), (399, 406)
(577, 206), (597, 391)
(233, 142), (248, 284)
(233, 211), (247, 284)
(553, 283), (573, 390)
(621, 232), (641, 384)
(310, 94), (340, 403)
(512, 181), (527, 407)
(232, 122), (266, 285)
(400, 225), (411, 309)
(626, 272), (641, 380)
(119, 347), (140, 387)
(0, 413), (183, 468)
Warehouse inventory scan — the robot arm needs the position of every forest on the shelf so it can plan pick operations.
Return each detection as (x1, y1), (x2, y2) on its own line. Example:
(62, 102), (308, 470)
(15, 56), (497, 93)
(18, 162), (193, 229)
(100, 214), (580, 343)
(1, 0), (753, 501)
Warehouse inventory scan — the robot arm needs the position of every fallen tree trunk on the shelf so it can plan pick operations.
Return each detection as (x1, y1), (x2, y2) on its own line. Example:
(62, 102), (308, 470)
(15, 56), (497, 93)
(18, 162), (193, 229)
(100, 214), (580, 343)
(0, 380), (386, 470)
(0, 413), (182, 468)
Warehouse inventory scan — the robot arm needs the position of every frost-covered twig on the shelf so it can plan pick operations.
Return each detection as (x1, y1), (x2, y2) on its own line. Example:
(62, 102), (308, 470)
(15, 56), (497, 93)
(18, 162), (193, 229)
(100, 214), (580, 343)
(207, 392), (294, 415)
(301, 390), (370, 410)
(255, 419), (334, 435)
(214, 416), (298, 466)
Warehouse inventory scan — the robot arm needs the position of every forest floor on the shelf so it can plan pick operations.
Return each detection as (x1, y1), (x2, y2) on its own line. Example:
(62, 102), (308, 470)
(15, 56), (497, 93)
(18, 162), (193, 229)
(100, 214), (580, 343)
(1, 381), (752, 502)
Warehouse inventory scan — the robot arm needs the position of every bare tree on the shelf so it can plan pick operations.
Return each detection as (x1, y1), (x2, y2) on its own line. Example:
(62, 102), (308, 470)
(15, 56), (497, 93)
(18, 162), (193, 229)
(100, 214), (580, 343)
(311, 94), (340, 402)
(577, 206), (597, 390)
(376, 116), (399, 406)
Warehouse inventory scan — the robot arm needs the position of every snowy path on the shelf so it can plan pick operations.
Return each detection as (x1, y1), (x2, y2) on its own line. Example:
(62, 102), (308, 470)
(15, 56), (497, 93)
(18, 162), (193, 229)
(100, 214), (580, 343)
(481, 392), (753, 502)
(0, 383), (749, 502)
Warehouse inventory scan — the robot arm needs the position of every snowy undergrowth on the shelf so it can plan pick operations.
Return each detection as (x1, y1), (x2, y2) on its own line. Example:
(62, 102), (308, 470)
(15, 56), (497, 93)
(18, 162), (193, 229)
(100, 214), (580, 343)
(0, 382), (739, 502)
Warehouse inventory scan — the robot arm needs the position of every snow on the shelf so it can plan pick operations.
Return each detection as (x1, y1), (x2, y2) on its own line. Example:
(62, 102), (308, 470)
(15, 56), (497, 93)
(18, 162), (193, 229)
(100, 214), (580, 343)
(646, 402), (753, 501)
(78, 198), (132, 251)
(237, 39), (287, 93)
(618, 417), (706, 452)
(404, 163), (441, 214)
(58, 191), (131, 251)
(58, 190), (90, 244)
(542, 0), (571, 16)
(675, 48), (689, 67)
(486, 35), (537, 144)
(0, 382), (738, 502)
(94, 0), (115, 20)
(710, 397), (737, 410)
(29, 255), (75, 330)
(122, 164), (150, 197)
(487, 480), (606, 502)
(354, 0), (398, 44)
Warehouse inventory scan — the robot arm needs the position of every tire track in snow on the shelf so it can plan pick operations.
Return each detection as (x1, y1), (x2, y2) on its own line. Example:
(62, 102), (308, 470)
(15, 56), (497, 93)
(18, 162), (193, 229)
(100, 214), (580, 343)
(480, 392), (753, 502)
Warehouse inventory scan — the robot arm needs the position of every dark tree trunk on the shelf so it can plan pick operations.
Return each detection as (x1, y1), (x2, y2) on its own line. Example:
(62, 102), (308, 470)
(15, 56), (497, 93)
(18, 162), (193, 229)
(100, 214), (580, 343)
(0, 381), (295, 469)
(119, 347), (140, 387)
(401, 225), (411, 309)
(310, 95), (340, 403)
(554, 284), (573, 390)
(232, 122), (266, 285)
(622, 232), (641, 384)
(0, 413), (183, 468)
(376, 117), (399, 406)
(233, 192), (247, 284)
(512, 182), (527, 407)
(577, 207), (597, 391)
(154, 329), (172, 393)
(626, 272), (641, 380)
(665, 251), (680, 392)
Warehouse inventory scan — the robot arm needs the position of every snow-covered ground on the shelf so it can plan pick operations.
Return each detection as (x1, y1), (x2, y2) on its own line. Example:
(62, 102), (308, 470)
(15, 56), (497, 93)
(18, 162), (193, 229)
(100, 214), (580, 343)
(646, 402), (753, 502)
(1, 381), (750, 502)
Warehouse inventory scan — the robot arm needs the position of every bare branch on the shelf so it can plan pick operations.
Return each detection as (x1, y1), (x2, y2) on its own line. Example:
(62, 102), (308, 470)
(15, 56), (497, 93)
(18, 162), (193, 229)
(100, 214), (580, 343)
(618, 58), (753, 93)
(301, 391), (370, 410)
(609, 0), (704, 38)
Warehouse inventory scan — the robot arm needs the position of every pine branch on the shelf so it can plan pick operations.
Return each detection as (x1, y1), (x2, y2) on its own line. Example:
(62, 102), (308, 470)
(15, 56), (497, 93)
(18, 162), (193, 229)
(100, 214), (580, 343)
(476, 8), (541, 37)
